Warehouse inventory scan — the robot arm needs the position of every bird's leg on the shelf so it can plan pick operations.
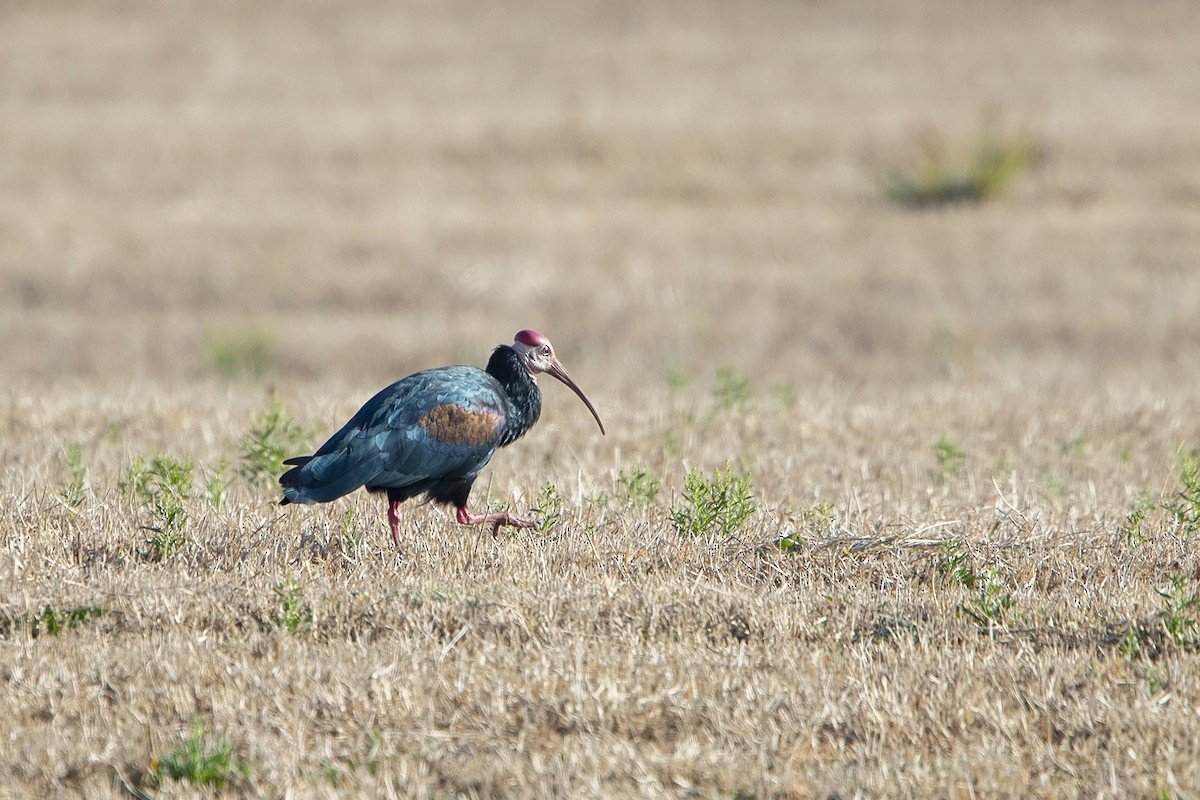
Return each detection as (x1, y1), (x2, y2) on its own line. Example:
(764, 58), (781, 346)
(456, 505), (536, 537)
(387, 499), (404, 551)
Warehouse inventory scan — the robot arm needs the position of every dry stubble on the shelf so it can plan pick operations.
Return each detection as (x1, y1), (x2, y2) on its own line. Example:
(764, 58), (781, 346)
(3, 0), (1200, 797)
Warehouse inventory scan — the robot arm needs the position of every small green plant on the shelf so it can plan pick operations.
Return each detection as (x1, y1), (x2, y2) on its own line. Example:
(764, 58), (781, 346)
(59, 443), (87, 509)
(207, 327), (275, 380)
(1118, 575), (1200, 659)
(957, 567), (1015, 635)
(1118, 630), (1142, 659)
(666, 364), (690, 393)
(339, 509), (362, 548)
(616, 466), (661, 508)
(780, 500), (835, 550)
(776, 530), (805, 552)
(884, 132), (1032, 208)
(803, 500), (834, 534)
(661, 429), (680, 459)
(1142, 667), (1167, 697)
(239, 395), (306, 489)
(670, 465), (756, 538)
(1061, 434), (1088, 458)
(936, 541), (978, 589)
(1166, 454), (1200, 535)
(533, 483), (563, 532)
(773, 383), (796, 409)
(1118, 490), (1155, 547)
(1158, 575), (1199, 647)
(121, 453), (194, 560)
(927, 324), (962, 373)
(934, 435), (965, 482)
(713, 368), (752, 410)
(273, 576), (312, 634)
(205, 458), (229, 507)
(147, 719), (248, 790)
(938, 542), (1015, 634)
(30, 605), (105, 638)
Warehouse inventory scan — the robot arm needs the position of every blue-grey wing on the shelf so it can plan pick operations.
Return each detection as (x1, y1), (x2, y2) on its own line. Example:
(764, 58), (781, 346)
(280, 366), (508, 504)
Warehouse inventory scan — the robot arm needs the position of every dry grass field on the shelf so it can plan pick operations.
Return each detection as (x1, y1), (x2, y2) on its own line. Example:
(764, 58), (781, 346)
(3, 1), (1200, 797)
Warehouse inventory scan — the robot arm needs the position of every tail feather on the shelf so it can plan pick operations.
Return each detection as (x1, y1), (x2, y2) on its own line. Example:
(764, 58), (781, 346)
(278, 450), (382, 505)
(278, 461), (308, 488)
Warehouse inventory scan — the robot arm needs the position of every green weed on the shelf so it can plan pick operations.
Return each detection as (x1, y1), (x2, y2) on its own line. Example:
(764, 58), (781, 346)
(104, 420), (124, 444)
(273, 576), (313, 634)
(1118, 491), (1155, 547)
(59, 443), (87, 509)
(884, 132), (1032, 208)
(616, 466), (661, 508)
(666, 364), (689, 393)
(803, 500), (835, 534)
(205, 458), (229, 507)
(1166, 454), (1200, 534)
(340, 508), (362, 548)
(957, 568), (1015, 636)
(713, 368), (752, 410)
(1142, 667), (1166, 697)
(780, 500), (835, 550)
(670, 465), (756, 537)
(661, 429), (681, 459)
(28, 605), (105, 638)
(776, 531), (804, 552)
(1158, 575), (1199, 647)
(121, 453), (194, 560)
(1118, 630), (1142, 660)
(937, 543), (1014, 635)
(146, 719), (248, 790)
(1060, 434), (1088, 459)
(239, 395), (306, 489)
(927, 324), (962, 373)
(933, 435), (965, 482)
(936, 541), (977, 590)
(773, 382), (796, 409)
(1119, 576), (1200, 659)
(207, 327), (275, 380)
(533, 483), (563, 532)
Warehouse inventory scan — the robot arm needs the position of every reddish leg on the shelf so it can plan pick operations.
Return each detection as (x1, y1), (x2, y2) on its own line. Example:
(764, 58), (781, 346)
(387, 499), (404, 550)
(456, 505), (536, 537)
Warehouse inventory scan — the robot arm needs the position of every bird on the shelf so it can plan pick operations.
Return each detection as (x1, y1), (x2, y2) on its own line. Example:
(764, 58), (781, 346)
(279, 329), (605, 548)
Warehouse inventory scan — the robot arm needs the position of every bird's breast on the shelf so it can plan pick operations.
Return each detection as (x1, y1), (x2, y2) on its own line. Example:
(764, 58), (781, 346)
(417, 403), (502, 447)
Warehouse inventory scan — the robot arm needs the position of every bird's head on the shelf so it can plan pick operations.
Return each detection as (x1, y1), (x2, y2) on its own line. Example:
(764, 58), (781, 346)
(513, 329), (605, 435)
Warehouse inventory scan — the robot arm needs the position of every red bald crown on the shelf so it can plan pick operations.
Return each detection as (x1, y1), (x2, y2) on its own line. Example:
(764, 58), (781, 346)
(515, 329), (550, 347)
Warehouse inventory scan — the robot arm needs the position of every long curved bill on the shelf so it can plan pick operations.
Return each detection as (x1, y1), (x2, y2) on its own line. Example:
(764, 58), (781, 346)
(547, 360), (606, 435)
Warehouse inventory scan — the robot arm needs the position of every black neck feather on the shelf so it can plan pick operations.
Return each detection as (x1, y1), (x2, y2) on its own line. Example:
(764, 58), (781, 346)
(487, 345), (542, 447)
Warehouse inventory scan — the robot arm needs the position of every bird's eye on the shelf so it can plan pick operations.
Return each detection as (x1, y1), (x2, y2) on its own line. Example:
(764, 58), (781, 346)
(541, 345), (551, 356)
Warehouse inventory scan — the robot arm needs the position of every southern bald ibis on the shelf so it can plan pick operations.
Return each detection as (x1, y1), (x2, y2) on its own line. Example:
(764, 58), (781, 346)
(279, 329), (604, 547)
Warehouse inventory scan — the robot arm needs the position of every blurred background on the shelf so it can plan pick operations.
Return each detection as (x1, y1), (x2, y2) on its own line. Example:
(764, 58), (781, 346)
(2, 0), (1198, 398)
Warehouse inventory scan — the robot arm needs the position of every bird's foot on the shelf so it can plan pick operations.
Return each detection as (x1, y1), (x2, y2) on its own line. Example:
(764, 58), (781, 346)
(456, 506), (536, 537)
